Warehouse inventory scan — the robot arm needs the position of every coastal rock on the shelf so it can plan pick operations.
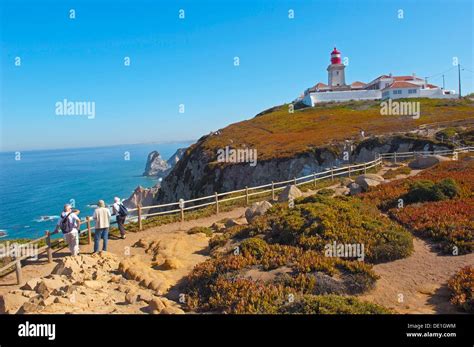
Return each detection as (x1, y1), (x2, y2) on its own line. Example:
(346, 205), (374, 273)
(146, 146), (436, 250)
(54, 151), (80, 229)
(143, 151), (169, 177)
(408, 155), (450, 170)
(355, 174), (385, 191)
(123, 186), (159, 210)
(143, 148), (187, 178)
(0, 292), (29, 314)
(348, 182), (362, 195)
(245, 201), (272, 223)
(278, 185), (302, 202)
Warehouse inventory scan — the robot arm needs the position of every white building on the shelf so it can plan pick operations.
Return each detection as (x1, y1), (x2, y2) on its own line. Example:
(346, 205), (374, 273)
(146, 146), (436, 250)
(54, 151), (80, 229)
(300, 48), (458, 106)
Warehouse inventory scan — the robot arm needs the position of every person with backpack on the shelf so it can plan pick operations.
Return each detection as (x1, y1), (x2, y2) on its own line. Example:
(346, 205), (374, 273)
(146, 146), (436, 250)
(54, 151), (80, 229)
(112, 197), (127, 239)
(54, 204), (81, 256)
(92, 200), (111, 253)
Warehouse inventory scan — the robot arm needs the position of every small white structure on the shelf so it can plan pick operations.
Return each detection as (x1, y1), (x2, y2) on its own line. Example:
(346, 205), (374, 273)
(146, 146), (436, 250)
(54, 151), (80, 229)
(299, 48), (458, 106)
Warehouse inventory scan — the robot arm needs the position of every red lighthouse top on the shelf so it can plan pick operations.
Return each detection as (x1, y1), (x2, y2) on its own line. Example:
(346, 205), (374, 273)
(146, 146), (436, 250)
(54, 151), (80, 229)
(330, 47), (342, 64)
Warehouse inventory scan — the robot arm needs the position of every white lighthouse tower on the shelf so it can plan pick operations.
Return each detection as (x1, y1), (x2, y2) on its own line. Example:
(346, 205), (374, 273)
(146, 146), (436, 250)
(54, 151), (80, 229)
(327, 47), (346, 88)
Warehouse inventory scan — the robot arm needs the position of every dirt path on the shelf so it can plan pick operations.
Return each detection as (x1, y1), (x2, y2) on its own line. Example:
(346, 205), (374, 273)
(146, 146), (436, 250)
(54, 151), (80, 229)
(360, 237), (474, 313)
(0, 207), (247, 296)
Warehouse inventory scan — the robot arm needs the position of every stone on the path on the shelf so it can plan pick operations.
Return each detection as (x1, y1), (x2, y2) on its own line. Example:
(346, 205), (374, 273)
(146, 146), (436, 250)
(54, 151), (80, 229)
(245, 201), (273, 223)
(408, 155), (450, 170)
(355, 174), (385, 191)
(0, 292), (30, 314)
(348, 182), (363, 195)
(278, 185), (302, 202)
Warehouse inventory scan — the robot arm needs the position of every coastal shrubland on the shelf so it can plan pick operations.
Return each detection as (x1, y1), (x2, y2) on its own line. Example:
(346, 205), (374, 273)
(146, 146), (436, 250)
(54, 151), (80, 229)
(448, 266), (474, 313)
(183, 191), (414, 314)
(362, 159), (474, 254)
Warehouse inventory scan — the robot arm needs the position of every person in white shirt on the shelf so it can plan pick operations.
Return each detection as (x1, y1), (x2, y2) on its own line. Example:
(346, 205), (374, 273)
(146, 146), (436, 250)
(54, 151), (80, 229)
(112, 197), (127, 239)
(93, 200), (111, 252)
(54, 204), (81, 256)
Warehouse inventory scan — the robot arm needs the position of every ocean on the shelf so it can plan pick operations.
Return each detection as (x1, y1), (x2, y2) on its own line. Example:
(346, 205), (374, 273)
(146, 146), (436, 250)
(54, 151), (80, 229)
(0, 142), (192, 240)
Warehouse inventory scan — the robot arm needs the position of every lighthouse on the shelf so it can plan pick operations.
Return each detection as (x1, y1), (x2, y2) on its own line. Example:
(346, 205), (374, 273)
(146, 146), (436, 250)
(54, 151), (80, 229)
(327, 47), (346, 88)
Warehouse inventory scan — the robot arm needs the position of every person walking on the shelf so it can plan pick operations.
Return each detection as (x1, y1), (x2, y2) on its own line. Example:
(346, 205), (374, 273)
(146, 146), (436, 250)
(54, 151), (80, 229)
(54, 204), (81, 256)
(93, 200), (111, 252)
(112, 197), (128, 239)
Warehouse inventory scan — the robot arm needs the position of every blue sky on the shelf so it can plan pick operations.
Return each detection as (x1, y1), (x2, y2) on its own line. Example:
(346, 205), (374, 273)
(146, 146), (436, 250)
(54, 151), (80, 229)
(1, 0), (473, 151)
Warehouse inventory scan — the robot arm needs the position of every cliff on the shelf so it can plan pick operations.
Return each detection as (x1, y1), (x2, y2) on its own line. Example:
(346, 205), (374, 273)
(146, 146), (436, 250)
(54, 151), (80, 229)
(155, 99), (473, 203)
(142, 148), (186, 178)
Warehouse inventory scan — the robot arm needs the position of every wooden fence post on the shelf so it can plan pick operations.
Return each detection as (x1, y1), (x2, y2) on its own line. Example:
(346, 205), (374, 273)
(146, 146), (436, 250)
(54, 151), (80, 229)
(271, 182), (275, 201)
(364, 163), (367, 174)
(331, 169), (334, 181)
(215, 192), (219, 214)
(137, 205), (143, 231)
(293, 177), (297, 186)
(313, 173), (317, 187)
(15, 259), (23, 285)
(46, 230), (53, 263)
(394, 152), (397, 164)
(179, 199), (185, 222)
(348, 166), (351, 177)
(86, 217), (92, 244)
(245, 186), (249, 205)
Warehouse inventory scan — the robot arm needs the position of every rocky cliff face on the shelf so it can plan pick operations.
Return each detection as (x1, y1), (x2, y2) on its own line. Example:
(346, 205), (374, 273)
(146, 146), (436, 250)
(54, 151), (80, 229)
(123, 186), (159, 210)
(156, 134), (452, 203)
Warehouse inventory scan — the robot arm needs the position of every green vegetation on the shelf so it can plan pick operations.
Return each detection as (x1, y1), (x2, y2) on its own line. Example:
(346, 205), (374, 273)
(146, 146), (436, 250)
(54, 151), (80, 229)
(280, 294), (392, 314)
(403, 178), (461, 204)
(382, 166), (411, 179)
(187, 226), (213, 237)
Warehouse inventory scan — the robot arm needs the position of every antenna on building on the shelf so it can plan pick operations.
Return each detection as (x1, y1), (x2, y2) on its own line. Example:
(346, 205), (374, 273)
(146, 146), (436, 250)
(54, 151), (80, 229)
(442, 74), (445, 90)
(457, 63), (462, 98)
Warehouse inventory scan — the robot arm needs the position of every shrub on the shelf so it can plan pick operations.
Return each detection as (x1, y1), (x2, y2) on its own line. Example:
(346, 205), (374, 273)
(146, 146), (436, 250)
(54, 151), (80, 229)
(390, 198), (473, 254)
(383, 166), (411, 179)
(187, 226), (213, 237)
(317, 188), (335, 196)
(240, 237), (269, 260)
(448, 266), (474, 313)
(280, 294), (392, 314)
(404, 180), (447, 204)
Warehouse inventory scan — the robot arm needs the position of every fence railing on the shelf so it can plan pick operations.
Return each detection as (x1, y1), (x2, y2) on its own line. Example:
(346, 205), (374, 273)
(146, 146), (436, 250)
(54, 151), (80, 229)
(2, 145), (473, 285)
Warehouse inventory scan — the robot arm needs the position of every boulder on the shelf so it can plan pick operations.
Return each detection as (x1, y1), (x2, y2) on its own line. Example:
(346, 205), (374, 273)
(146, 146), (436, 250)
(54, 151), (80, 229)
(341, 178), (354, 187)
(355, 174), (385, 191)
(161, 257), (182, 270)
(148, 297), (166, 313)
(35, 278), (66, 296)
(278, 185), (302, 202)
(211, 222), (226, 232)
(224, 219), (240, 228)
(0, 292), (29, 314)
(160, 306), (185, 314)
(125, 292), (138, 304)
(83, 280), (103, 290)
(245, 201), (273, 223)
(22, 278), (41, 291)
(348, 182), (362, 195)
(408, 155), (450, 170)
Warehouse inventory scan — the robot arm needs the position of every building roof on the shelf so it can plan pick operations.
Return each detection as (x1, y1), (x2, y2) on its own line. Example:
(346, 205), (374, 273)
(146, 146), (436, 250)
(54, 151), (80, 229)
(351, 81), (366, 87)
(393, 75), (424, 82)
(382, 81), (421, 90)
(314, 82), (329, 88)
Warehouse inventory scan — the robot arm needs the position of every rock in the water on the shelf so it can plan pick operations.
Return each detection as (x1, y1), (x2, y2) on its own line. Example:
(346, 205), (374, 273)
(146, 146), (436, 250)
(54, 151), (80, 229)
(143, 151), (169, 177)
(355, 174), (385, 191)
(278, 185), (302, 202)
(408, 155), (450, 169)
(348, 182), (362, 195)
(245, 201), (273, 223)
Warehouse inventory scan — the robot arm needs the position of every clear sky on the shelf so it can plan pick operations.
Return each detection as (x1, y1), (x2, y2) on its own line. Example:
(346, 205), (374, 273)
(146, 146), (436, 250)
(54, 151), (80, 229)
(1, 0), (473, 151)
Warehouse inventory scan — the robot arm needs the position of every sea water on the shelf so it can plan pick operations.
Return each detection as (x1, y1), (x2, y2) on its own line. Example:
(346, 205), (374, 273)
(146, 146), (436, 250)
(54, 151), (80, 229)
(0, 142), (192, 240)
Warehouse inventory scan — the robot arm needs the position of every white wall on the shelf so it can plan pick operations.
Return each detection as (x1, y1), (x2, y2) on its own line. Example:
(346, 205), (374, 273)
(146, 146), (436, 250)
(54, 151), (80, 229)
(309, 90), (381, 105)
